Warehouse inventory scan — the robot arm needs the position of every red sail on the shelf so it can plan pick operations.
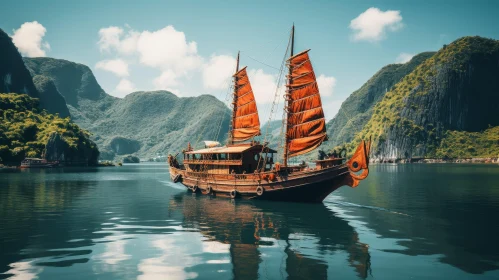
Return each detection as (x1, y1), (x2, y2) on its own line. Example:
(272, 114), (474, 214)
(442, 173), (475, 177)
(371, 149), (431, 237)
(232, 67), (261, 141)
(286, 50), (327, 157)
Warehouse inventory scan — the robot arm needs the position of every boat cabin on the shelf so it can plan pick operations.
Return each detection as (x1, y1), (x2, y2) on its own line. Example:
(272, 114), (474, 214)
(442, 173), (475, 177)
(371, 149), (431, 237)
(183, 143), (277, 174)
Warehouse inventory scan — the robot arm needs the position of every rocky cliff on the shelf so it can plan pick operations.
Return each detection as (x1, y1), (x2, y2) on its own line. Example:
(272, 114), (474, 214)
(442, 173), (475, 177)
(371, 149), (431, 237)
(45, 131), (99, 166)
(0, 28), (70, 118)
(32, 75), (70, 118)
(23, 57), (109, 106)
(0, 29), (39, 99)
(353, 36), (499, 160)
(23, 57), (115, 126)
(323, 52), (435, 152)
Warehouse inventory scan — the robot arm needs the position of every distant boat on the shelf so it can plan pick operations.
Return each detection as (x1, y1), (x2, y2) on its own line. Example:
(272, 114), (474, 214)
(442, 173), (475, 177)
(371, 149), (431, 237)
(20, 158), (59, 168)
(168, 25), (371, 203)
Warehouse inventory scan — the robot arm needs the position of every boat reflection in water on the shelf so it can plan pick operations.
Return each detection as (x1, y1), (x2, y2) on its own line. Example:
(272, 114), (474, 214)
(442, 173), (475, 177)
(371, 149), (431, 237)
(168, 193), (371, 279)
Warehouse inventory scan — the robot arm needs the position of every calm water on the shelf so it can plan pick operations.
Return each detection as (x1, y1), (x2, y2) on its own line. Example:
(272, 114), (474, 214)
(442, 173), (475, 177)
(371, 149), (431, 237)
(1, 163), (499, 279)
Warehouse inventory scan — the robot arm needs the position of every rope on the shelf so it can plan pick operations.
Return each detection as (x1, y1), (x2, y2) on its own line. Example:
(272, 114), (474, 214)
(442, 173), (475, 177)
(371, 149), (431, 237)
(240, 52), (280, 71)
(255, 30), (292, 171)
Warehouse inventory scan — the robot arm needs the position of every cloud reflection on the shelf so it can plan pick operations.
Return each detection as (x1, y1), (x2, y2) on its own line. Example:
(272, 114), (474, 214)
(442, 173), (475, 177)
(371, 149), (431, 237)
(4, 261), (43, 280)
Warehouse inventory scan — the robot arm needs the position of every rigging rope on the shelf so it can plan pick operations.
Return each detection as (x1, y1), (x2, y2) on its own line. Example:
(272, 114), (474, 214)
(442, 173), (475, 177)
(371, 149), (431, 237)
(240, 52), (280, 71)
(255, 30), (292, 172)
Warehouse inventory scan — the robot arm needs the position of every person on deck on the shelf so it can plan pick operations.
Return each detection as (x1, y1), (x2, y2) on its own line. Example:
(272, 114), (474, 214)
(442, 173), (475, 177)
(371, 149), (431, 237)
(332, 149), (338, 158)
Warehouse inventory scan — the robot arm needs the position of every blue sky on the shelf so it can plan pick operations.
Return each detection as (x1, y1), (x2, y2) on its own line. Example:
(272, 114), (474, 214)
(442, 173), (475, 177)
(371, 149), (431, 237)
(2, 0), (498, 121)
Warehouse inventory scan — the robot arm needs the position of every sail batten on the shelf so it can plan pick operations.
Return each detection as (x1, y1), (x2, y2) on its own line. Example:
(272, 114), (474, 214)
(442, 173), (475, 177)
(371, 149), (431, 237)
(285, 50), (327, 157)
(231, 67), (261, 142)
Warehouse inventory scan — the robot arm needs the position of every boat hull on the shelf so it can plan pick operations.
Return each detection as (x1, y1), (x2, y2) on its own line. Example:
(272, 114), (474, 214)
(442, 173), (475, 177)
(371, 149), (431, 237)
(169, 165), (351, 203)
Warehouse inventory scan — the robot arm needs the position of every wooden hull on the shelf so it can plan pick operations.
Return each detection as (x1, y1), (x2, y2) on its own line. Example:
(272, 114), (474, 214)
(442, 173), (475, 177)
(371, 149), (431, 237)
(169, 165), (351, 203)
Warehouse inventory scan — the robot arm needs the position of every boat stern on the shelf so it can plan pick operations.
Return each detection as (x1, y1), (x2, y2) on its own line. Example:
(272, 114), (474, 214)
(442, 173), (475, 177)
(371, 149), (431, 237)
(343, 139), (371, 188)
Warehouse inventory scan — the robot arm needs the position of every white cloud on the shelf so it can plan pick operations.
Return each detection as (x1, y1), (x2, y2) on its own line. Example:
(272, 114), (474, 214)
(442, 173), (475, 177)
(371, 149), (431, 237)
(98, 26), (123, 52)
(98, 26), (139, 55)
(203, 54), (236, 90)
(350, 7), (403, 42)
(395, 52), (414, 64)
(153, 70), (179, 89)
(136, 26), (202, 73)
(95, 59), (129, 77)
(114, 79), (136, 97)
(98, 25), (203, 95)
(248, 69), (281, 104)
(316, 74), (336, 97)
(11, 21), (50, 57)
(119, 31), (140, 55)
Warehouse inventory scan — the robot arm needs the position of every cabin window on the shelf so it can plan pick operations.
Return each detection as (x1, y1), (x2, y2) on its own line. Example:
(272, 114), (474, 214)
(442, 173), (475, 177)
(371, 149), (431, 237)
(232, 154), (241, 160)
(220, 153), (226, 160)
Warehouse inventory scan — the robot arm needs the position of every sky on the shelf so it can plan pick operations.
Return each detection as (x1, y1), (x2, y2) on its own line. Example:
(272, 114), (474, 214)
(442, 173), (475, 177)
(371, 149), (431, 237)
(1, 0), (499, 122)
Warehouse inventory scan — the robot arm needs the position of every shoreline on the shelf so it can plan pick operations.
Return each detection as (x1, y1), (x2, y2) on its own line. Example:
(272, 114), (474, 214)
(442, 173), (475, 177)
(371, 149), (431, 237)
(370, 157), (499, 164)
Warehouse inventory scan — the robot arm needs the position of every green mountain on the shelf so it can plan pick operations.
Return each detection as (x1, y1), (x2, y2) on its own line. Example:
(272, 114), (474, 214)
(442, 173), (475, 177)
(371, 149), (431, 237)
(352, 36), (499, 160)
(32, 75), (70, 118)
(0, 93), (98, 165)
(23, 57), (113, 122)
(323, 52), (436, 151)
(90, 91), (230, 159)
(0, 28), (69, 118)
(23, 57), (231, 160)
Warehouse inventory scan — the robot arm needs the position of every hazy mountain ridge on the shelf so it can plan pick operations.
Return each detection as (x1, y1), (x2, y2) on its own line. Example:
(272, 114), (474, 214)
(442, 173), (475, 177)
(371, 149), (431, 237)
(23, 57), (231, 160)
(23, 57), (115, 125)
(91, 91), (231, 159)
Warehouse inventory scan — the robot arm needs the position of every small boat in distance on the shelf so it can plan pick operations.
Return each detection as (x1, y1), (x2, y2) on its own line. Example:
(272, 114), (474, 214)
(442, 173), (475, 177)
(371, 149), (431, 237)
(168, 25), (370, 203)
(20, 158), (59, 168)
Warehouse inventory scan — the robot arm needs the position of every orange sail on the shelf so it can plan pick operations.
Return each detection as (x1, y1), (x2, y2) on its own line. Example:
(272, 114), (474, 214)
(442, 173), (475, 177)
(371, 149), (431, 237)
(232, 67), (261, 142)
(286, 50), (327, 157)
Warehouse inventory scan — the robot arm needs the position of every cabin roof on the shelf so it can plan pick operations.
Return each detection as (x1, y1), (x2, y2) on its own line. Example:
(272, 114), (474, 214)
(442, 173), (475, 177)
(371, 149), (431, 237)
(185, 144), (276, 155)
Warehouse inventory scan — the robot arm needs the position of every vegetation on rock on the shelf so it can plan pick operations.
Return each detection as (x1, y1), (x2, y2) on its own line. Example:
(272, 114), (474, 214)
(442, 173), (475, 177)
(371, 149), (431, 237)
(0, 93), (98, 165)
(436, 126), (499, 159)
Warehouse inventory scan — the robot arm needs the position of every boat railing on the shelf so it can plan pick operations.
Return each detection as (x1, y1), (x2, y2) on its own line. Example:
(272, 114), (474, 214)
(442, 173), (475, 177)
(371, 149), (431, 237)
(183, 159), (243, 165)
(182, 167), (322, 182)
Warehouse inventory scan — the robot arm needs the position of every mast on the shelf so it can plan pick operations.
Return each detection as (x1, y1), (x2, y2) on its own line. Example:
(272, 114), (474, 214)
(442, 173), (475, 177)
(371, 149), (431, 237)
(230, 51), (240, 145)
(283, 25), (327, 161)
(283, 24), (294, 167)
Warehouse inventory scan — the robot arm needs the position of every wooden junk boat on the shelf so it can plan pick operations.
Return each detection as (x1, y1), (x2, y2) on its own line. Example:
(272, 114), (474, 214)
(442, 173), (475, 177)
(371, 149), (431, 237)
(169, 25), (370, 203)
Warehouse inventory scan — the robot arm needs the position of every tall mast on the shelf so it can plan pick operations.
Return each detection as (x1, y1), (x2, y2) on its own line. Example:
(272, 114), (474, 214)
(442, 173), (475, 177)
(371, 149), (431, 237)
(283, 24), (294, 167)
(229, 51), (240, 145)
